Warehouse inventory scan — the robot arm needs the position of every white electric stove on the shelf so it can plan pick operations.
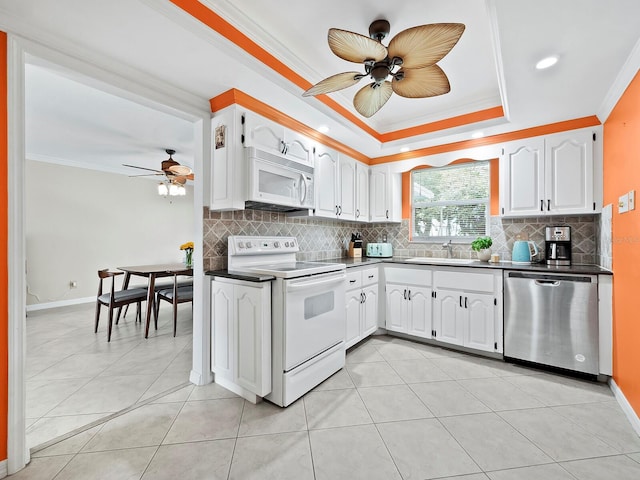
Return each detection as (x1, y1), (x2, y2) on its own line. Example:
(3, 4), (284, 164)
(228, 236), (347, 406)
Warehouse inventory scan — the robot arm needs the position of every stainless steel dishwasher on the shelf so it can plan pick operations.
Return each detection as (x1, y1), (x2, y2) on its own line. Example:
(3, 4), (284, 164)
(504, 271), (598, 375)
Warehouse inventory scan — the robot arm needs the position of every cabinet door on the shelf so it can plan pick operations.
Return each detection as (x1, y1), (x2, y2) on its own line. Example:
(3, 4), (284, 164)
(211, 281), (234, 378)
(385, 283), (407, 333)
(315, 146), (339, 218)
(407, 286), (432, 339)
(545, 130), (594, 215)
(501, 139), (545, 217)
(362, 284), (379, 338)
(235, 284), (271, 396)
(339, 155), (357, 221)
(283, 129), (313, 166)
(370, 167), (389, 222)
(463, 293), (495, 352)
(345, 289), (363, 349)
(434, 289), (464, 346)
(356, 162), (370, 222)
(243, 112), (285, 155)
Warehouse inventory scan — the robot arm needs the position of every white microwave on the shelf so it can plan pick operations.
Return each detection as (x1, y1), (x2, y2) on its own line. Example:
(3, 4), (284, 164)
(246, 147), (315, 211)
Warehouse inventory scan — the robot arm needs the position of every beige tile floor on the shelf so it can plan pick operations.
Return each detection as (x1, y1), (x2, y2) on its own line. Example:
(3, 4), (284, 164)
(25, 302), (193, 450)
(16, 320), (640, 479)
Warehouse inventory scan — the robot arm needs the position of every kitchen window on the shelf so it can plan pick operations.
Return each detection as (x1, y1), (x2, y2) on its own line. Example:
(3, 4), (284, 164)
(411, 161), (490, 242)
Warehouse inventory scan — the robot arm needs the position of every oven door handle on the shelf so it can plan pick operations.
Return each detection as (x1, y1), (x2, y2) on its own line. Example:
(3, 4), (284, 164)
(286, 273), (346, 292)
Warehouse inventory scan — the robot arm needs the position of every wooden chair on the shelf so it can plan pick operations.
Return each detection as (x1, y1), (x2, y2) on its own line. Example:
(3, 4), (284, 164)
(153, 268), (193, 337)
(95, 269), (148, 342)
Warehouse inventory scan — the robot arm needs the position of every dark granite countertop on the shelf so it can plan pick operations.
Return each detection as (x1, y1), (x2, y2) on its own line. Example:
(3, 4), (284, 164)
(206, 257), (612, 282)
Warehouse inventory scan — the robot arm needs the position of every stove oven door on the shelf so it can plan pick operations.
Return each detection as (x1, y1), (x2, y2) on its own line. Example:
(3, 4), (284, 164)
(283, 271), (346, 371)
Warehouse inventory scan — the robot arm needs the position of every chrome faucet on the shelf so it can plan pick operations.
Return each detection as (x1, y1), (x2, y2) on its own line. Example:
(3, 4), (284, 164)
(442, 239), (453, 258)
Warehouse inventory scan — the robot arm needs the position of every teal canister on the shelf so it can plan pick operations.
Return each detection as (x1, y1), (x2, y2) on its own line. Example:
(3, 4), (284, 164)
(511, 240), (539, 264)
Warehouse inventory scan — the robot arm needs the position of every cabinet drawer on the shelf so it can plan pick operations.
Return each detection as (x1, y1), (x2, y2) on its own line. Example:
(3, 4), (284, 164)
(346, 269), (362, 290)
(434, 270), (495, 293)
(384, 266), (431, 286)
(361, 268), (378, 286)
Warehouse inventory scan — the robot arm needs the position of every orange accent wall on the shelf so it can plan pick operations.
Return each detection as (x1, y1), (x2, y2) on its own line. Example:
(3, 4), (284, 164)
(1, 30), (9, 461)
(401, 158), (499, 222)
(603, 70), (640, 417)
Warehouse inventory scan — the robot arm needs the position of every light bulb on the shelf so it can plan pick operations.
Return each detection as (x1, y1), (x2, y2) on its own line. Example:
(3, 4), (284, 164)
(157, 183), (168, 196)
(169, 183), (179, 196)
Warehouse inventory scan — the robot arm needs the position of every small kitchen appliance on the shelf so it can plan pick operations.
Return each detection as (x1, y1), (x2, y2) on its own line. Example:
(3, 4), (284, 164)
(545, 226), (572, 266)
(366, 242), (393, 257)
(511, 240), (539, 264)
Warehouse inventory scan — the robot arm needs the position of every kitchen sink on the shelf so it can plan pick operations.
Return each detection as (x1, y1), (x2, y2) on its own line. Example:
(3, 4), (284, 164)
(405, 257), (476, 265)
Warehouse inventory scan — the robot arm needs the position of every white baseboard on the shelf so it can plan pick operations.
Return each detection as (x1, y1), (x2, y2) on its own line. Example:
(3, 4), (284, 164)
(26, 296), (94, 312)
(610, 379), (640, 436)
(0, 459), (7, 478)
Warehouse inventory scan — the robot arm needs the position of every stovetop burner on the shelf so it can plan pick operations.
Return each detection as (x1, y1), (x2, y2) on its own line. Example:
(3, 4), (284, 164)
(227, 236), (345, 279)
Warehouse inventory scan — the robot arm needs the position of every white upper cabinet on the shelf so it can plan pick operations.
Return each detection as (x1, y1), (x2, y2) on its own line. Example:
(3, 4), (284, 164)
(314, 144), (340, 218)
(356, 162), (370, 222)
(243, 112), (285, 156)
(500, 129), (596, 217)
(283, 130), (313, 166)
(314, 147), (367, 221)
(244, 111), (313, 166)
(210, 105), (247, 211)
(545, 130), (594, 214)
(370, 165), (402, 222)
(339, 155), (357, 221)
(500, 138), (545, 217)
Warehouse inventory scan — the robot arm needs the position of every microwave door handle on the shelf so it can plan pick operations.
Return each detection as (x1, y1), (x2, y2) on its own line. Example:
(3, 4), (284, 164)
(299, 173), (308, 205)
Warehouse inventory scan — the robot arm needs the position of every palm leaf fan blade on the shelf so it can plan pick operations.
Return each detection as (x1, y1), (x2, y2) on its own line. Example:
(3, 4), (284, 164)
(303, 72), (363, 97)
(388, 23), (465, 69)
(328, 28), (388, 63)
(353, 81), (393, 118)
(392, 65), (451, 98)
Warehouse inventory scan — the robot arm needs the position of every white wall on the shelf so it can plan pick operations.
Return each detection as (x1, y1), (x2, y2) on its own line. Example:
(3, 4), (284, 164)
(25, 160), (195, 306)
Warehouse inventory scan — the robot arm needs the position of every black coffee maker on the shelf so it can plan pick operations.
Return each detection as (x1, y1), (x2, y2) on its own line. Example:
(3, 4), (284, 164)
(545, 226), (571, 265)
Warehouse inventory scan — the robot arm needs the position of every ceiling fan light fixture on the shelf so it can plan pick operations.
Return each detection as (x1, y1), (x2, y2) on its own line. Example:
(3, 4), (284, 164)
(304, 19), (464, 117)
(158, 182), (169, 196)
(536, 55), (559, 70)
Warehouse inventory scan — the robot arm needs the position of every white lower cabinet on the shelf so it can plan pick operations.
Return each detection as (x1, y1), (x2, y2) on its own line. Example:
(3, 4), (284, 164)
(384, 266), (432, 338)
(345, 267), (379, 349)
(433, 268), (502, 353)
(211, 277), (271, 398)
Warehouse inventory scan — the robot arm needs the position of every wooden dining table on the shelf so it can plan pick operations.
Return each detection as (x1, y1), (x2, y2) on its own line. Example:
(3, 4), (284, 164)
(118, 263), (192, 337)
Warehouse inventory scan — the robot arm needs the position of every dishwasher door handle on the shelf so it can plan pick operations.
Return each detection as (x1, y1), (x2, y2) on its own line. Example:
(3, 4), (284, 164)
(535, 280), (561, 286)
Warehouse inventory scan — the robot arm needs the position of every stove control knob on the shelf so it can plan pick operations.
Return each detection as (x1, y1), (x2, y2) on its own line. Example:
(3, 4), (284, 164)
(274, 241), (280, 248)
(246, 241), (252, 249)
(290, 240), (296, 247)
(238, 241), (245, 249)
(284, 241), (289, 247)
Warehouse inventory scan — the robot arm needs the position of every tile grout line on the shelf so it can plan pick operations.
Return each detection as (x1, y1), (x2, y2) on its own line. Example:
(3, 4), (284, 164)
(30, 381), (192, 454)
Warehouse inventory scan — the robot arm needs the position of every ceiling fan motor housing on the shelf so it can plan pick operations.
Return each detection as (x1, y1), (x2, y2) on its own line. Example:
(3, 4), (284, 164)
(369, 19), (390, 42)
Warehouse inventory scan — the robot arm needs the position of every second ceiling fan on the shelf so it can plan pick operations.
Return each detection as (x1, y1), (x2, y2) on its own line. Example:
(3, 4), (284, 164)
(303, 19), (465, 117)
(124, 149), (194, 184)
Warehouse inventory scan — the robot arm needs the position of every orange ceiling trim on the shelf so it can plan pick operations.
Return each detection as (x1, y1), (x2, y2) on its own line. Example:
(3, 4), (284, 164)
(210, 89), (370, 163)
(370, 115), (601, 165)
(379, 106), (505, 143)
(169, 0), (379, 140)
